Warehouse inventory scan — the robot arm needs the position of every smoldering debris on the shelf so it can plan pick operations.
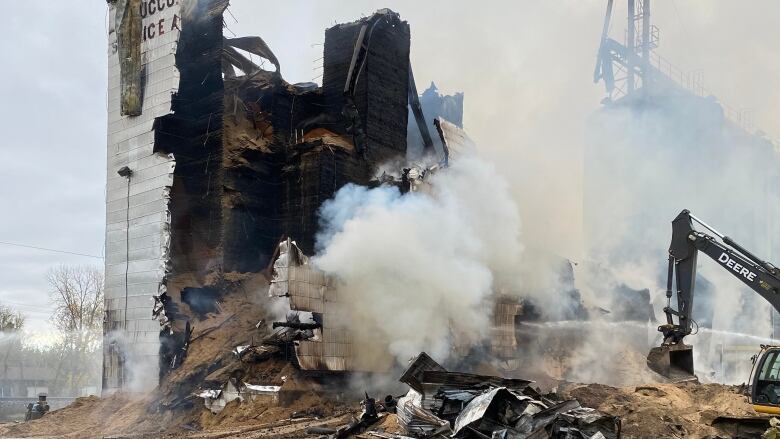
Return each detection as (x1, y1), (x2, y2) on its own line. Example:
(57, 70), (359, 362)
(197, 379), (281, 414)
(181, 287), (223, 317)
(389, 352), (621, 439)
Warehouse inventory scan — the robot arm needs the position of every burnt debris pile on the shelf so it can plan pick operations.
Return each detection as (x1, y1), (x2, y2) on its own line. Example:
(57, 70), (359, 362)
(386, 352), (621, 439)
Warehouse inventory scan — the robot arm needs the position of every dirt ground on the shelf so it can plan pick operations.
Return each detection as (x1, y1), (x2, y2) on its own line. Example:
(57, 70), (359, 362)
(0, 380), (768, 439)
(562, 382), (765, 438)
(0, 279), (770, 438)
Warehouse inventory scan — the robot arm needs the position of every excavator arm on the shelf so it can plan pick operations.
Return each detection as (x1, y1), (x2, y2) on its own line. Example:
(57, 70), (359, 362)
(648, 209), (780, 380)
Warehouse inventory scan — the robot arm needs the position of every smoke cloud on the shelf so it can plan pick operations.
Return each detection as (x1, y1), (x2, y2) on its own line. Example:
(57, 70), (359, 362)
(579, 92), (780, 384)
(312, 153), (522, 367)
(228, 0), (780, 385)
(104, 330), (158, 394)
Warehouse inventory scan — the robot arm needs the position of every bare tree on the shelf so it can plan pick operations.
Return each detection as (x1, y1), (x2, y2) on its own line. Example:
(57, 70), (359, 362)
(0, 305), (24, 332)
(48, 265), (104, 339)
(47, 265), (104, 394)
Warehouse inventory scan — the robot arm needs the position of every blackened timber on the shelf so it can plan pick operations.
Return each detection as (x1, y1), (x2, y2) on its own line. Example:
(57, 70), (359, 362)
(408, 65), (434, 154)
(151, 0), (228, 380)
(323, 10), (411, 165)
(420, 371), (534, 391)
(282, 140), (370, 255)
(157, 0), (226, 279)
(272, 321), (322, 330)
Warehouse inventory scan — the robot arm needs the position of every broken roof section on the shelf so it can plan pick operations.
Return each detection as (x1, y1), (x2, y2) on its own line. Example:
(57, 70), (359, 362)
(223, 36), (280, 76)
(399, 352), (447, 394)
(435, 117), (477, 163)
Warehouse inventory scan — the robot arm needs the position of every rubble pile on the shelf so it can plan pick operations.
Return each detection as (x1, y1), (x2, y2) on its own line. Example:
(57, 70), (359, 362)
(389, 353), (621, 439)
(0, 319), (769, 439)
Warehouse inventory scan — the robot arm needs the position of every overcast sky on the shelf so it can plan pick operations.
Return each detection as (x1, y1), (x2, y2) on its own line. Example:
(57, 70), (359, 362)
(3, 0), (780, 335)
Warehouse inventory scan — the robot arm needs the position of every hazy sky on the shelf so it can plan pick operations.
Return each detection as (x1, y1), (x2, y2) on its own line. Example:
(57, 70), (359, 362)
(2, 0), (779, 334)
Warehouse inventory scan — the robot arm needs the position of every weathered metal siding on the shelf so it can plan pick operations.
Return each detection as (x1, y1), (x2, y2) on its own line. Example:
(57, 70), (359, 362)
(104, 0), (182, 393)
(286, 265), (353, 371)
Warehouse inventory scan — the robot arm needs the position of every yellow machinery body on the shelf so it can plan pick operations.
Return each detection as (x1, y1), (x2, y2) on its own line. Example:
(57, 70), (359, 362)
(750, 346), (780, 414)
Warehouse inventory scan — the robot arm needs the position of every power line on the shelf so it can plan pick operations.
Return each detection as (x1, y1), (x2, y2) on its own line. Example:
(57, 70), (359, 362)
(0, 241), (103, 259)
(0, 300), (52, 309)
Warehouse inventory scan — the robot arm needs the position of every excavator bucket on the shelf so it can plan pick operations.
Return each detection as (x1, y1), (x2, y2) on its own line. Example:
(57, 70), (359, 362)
(647, 343), (697, 382)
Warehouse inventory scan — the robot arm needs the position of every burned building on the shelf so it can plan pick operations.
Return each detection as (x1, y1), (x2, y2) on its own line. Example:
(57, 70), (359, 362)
(104, 1), (450, 391)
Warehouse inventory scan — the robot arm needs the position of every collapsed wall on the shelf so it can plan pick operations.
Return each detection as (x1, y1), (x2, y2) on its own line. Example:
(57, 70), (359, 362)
(105, 3), (429, 391)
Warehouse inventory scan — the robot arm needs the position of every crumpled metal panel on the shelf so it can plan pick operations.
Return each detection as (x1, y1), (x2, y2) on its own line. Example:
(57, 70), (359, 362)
(452, 387), (543, 436)
(396, 389), (451, 436)
(287, 266), (336, 314)
(268, 239), (350, 372)
(267, 239), (337, 314)
(491, 298), (523, 361)
(295, 351), (349, 372)
(224, 36), (281, 74)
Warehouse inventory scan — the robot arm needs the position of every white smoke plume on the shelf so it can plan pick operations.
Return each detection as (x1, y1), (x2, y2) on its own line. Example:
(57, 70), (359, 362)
(228, 0), (780, 386)
(311, 153), (522, 367)
(579, 95), (780, 384)
(104, 330), (159, 394)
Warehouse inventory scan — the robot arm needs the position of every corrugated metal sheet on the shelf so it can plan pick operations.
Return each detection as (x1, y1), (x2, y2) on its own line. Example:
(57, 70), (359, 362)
(287, 265), (337, 314)
(103, 0), (182, 394)
(398, 352), (447, 394)
(268, 240), (353, 372)
(491, 298), (523, 360)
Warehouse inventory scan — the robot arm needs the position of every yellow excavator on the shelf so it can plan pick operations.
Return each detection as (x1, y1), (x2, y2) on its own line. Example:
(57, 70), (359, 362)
(648, 209), (780, 414)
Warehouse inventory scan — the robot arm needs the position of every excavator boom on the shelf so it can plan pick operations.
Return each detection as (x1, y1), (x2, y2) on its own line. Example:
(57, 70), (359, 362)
(648, 210), (780, 381)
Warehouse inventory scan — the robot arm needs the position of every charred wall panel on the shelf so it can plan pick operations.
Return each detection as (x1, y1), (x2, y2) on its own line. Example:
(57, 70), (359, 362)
(282, 143), (370, 255)
(154, 1), (227, 279)
(322, 11), (411, 165)
(220, 77), (325, 272)
(220, 83), (284, 273)
(151, 0), (228, 381)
